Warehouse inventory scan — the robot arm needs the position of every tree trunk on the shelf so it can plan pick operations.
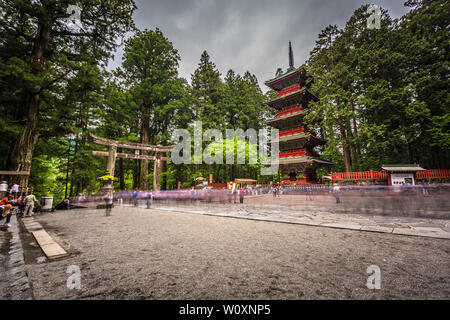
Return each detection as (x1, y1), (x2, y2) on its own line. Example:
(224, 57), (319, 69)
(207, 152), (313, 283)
(7, 10), (51, 189)
(118, 149), (125, 190)
(133, 160), (139, 190)
(351, 101), (361, 156)
(338, 116), (352, 172)
(64, 140), (71, 199)
(138, 113), (150, 190)
(69, 137), (79, 197)
(346, 120), (358, 170)
(161, 154), (167, 190)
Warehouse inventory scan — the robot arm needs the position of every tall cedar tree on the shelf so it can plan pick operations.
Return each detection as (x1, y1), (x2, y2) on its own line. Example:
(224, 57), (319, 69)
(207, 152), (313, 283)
(0, 0), (136, 187)
(119, 29), (187, 189)
(191, 51), (224, 130)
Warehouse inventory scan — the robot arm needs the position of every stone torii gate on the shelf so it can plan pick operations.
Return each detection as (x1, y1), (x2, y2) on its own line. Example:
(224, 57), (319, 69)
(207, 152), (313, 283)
(90, 134), (174, 191)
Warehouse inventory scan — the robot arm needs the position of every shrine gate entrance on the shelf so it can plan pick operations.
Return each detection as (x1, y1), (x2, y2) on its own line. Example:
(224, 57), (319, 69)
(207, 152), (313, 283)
(90, 134), (174, 191)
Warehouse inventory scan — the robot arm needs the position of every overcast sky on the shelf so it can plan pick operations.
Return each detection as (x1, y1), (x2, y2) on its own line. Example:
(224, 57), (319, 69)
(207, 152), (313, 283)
(108, 0), (411, 90)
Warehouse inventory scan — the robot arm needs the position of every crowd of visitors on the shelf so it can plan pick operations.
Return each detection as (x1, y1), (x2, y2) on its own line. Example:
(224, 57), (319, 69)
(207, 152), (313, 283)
(0, 181), (40, 228)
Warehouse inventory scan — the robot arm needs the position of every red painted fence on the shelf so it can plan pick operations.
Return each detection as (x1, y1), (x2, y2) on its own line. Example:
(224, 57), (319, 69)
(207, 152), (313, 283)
(330, 170), (388, 181)
(330, 169), (450, 181)
(416, 169), (450, 179)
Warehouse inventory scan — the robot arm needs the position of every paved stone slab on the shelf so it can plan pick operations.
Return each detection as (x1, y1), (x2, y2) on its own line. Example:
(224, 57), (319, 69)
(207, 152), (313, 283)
(415, 223), (445, 228)
(392, 228), (450, 239)
(145, 205), (450, 240)
(360, 225), (394, 233)
(32, 230), (68, 259)
(320, 222), (362, 231)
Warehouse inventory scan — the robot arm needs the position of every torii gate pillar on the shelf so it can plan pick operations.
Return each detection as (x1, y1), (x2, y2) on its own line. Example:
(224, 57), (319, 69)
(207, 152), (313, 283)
(153, 153), (162, 191)
(107, 146), (117, 176)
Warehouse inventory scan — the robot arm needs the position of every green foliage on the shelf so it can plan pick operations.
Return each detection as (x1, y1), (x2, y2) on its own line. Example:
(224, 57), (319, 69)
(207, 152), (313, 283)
(307, 1), (450, 172)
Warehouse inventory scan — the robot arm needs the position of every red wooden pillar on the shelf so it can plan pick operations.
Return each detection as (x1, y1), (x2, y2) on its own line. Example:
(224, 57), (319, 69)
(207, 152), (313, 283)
(178, 181), (181, 190)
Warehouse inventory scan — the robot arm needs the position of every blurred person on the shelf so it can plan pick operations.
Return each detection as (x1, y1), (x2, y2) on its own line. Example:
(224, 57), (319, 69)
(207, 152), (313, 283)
(332, 184), (341, 204)
(0, 181), (8, 199)
(63, 198), (70, 210)
(132, 189), (139, 207)
(239, 188), (245, 204)
(146, 189), (153, 209)
(422, 182), (430, 196)
(190, 187), (197, 203)
(207, 187), (213, 203)
(232, 188), (238, 203)
(306, 186), (313, 201)
(104, 191), (113, 216)
(9, 183), (19, 200)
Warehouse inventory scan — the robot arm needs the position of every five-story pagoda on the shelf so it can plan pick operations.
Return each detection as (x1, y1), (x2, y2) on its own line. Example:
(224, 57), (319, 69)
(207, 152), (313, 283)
(266, 42), (333, 184)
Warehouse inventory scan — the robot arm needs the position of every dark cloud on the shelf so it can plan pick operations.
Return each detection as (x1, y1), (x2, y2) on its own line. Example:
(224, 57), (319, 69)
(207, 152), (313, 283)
(108, 0), (410, 90)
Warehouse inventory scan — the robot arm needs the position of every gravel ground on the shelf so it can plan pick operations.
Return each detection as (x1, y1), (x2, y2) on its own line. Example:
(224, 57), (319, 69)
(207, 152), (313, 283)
(24, 207), (450, 300)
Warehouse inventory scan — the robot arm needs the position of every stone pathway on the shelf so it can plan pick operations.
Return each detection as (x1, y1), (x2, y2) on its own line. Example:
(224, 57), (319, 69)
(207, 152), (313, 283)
(127, 203), (450, 240)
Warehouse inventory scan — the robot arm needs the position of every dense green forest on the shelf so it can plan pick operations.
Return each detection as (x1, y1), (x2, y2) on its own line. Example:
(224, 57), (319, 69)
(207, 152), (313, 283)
(0, 0), (448, 202)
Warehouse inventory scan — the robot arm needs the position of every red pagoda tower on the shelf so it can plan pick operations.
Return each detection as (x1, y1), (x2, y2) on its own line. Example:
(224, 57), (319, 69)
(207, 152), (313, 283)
(266, 42), (333, 184)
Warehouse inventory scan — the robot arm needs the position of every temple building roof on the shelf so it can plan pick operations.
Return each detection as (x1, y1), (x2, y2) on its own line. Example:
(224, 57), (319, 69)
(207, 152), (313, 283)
(279, 156), (334, 166)
(381, 164), (426, 172)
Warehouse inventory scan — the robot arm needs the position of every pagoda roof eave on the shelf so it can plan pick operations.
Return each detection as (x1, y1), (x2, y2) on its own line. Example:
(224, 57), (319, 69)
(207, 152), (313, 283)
(266, 110), (307, 125)
(265, 66), (306, 88)
(264, 156), (334, 167)
(266, 88), (318, 108)
(268, 133), (327, 145)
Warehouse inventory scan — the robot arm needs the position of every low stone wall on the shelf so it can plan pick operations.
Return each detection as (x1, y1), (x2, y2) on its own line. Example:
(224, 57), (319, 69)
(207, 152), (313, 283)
(5, 215), (32, 300)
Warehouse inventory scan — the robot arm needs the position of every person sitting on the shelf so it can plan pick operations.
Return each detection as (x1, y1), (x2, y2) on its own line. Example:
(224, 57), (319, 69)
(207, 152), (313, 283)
(0, 195), (14, 206)
(0, 204), (13, 227)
